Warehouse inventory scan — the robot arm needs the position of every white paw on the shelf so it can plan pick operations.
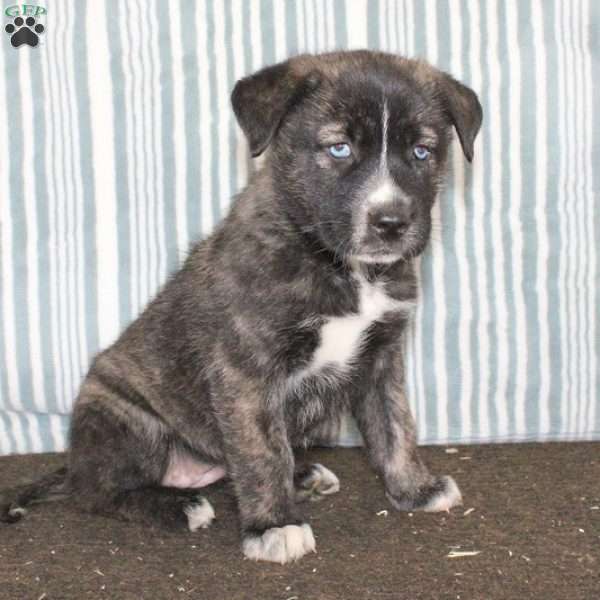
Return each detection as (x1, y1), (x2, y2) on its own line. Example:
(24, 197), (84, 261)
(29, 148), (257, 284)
(242, 523), (316, 564)
(7, 506), (27, 520)
(423, 476), (463, 512)
(296, 463), (340, 501)
(311, 464), (340, 496)
(184, 497), (215, 531)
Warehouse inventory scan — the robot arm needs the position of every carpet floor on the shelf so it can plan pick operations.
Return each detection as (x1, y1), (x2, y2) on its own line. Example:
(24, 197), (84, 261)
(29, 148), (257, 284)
(0, 443), (598, 599)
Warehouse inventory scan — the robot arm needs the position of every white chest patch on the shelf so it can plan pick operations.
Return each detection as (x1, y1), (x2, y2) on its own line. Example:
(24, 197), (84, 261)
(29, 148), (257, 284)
(291, 277), (415, 387)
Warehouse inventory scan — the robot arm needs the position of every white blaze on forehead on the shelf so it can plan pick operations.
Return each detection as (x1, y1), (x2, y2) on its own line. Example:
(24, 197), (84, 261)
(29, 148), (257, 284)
(380, 100), (389, 173)
(366, 100), (400, 207)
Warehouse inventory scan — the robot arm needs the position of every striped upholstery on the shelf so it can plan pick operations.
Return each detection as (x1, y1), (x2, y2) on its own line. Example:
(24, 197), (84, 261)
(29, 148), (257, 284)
(0, 1), (598, 455)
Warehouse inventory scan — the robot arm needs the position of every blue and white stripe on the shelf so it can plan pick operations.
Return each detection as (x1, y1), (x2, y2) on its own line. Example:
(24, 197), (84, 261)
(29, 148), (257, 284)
(0, 0), (598, 454)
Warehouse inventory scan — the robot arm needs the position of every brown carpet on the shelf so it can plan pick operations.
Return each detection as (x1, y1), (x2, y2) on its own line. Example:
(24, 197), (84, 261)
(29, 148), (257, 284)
(0, 443), (598, 600)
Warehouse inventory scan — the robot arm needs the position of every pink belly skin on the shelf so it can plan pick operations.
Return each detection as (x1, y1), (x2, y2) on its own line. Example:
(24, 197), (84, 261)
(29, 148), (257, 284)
(161, 451), (227, 489)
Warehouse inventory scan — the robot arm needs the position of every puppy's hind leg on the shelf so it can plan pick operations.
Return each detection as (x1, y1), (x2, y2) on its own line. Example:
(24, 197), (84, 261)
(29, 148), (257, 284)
(68, 400), (215, 531)
(105, 488), (215, 531)
(294, 463), (340, 502)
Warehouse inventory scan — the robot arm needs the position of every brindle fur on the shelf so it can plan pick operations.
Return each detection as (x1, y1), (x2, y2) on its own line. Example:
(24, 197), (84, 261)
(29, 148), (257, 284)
(1, 50), (482, 559)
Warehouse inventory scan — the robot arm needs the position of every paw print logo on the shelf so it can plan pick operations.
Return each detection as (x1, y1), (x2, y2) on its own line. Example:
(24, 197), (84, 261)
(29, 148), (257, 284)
(5, 16), (45, 48)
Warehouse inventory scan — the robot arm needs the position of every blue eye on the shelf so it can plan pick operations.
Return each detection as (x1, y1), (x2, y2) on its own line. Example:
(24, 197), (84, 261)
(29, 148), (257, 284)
(413, 145), (431, 160)
(328, 143), (352, 159)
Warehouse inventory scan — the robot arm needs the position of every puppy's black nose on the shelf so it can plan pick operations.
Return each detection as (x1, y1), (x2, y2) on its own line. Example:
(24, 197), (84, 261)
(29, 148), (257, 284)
(369, 212), (411, 238)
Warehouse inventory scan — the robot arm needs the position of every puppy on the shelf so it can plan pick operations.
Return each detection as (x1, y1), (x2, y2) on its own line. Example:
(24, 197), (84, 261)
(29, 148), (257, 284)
(0, 50), (482, 564)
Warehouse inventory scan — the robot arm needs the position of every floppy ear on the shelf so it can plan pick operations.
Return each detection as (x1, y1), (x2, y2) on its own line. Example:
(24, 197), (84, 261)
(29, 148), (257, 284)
(439, 74), (483, 162)
(231, 61), (321, 157)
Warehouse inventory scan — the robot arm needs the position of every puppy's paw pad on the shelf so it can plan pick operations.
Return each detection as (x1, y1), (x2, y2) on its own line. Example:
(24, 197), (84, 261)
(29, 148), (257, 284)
(295, 463), (340, 501)
(184, 497), (215, 531)
(423, 476), (462, 512)
(242, 523), (316, 563)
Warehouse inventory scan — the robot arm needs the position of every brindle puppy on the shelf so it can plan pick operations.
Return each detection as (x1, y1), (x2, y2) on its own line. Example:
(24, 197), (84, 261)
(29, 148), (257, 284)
(0, 50), (482, 563)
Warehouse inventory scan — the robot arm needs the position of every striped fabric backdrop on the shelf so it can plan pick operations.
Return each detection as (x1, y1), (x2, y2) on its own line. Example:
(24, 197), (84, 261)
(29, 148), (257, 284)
(0, 0), (598, 455)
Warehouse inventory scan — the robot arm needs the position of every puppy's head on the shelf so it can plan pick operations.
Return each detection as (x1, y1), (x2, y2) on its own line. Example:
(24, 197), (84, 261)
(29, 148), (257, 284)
(232, 50), (482, 264)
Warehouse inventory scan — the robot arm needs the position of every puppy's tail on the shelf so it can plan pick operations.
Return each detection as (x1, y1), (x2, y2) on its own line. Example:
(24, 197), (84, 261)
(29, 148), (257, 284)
(0, 466), (69, 523)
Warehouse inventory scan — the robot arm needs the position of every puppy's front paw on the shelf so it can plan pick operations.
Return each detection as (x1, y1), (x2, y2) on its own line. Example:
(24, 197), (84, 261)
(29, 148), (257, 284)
(422, 476), (462, 512)
(242, 523), (316, 563)
(387, 476), (463, 513)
